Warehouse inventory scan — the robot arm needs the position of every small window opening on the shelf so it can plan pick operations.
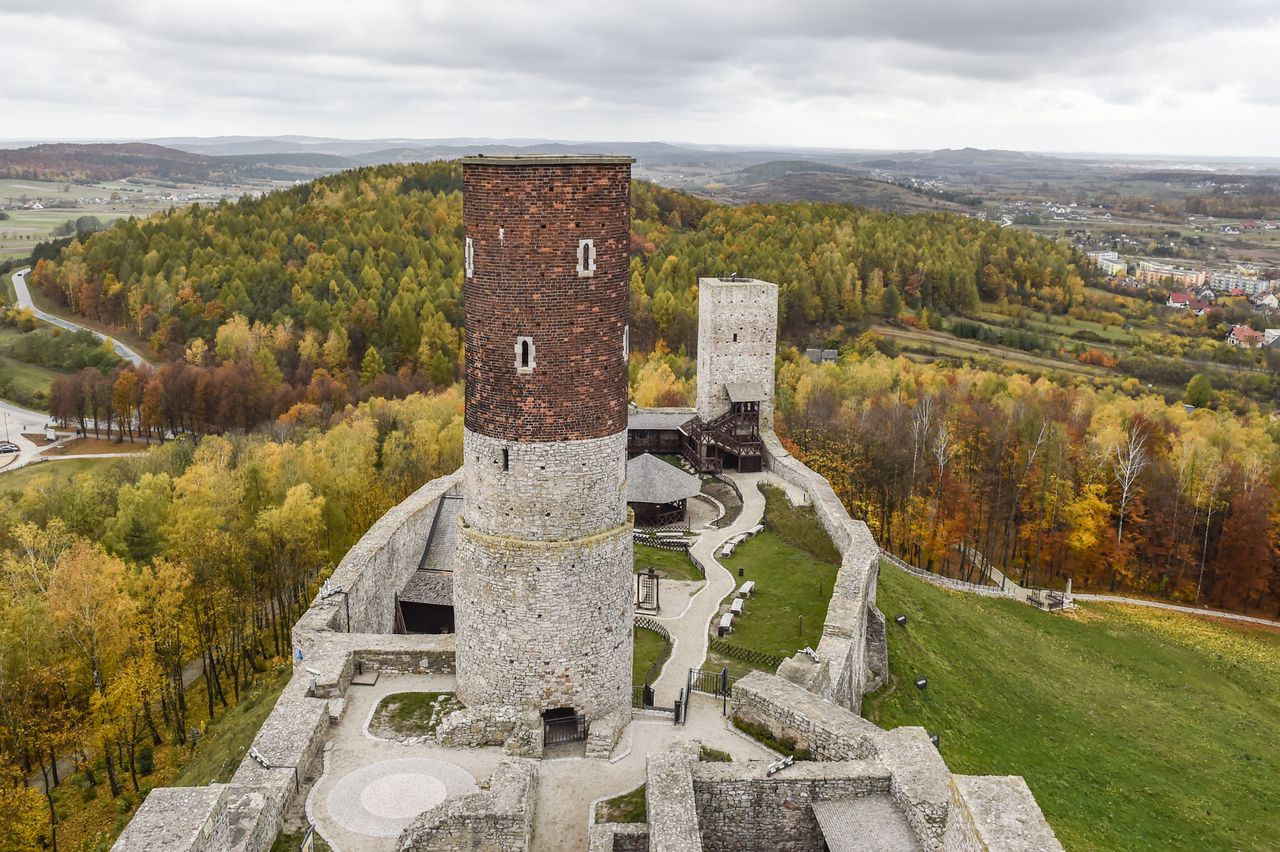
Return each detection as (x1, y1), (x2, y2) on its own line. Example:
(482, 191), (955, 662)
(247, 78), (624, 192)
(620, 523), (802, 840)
(515, 336), (535, 372)
(623, 324), (630, 362)
(502, 448), (509, 471)
(732, 333), (738, 342)
(577, 239), (596, 277)
(464, 237), (474, 278)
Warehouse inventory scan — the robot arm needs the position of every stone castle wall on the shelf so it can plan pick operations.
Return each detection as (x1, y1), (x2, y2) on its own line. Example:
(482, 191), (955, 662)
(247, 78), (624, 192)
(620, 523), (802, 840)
(695, 278), (779, 428)
(760, 430), (882, 712)
(400, 759), (537, 851)
(453, 510), (634, 717)
(691, 760), (892, 852)
(462, 428), (627, 540)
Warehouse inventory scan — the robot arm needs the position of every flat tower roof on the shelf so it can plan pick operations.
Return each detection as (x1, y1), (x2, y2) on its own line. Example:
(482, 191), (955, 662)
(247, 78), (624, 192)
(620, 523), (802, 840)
(460, 154), (635, 166)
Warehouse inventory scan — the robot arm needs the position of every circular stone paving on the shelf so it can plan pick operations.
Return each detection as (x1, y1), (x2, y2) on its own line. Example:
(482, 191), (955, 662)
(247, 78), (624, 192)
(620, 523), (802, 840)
(326, 757), (478, 838)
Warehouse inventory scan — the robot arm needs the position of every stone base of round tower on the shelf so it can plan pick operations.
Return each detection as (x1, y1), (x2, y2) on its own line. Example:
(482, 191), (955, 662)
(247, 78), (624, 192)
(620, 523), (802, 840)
(452, 513), (634, 721)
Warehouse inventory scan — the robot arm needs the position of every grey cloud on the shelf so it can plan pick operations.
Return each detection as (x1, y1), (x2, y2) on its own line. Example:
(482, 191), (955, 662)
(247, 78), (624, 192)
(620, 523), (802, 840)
(1, 1), (1277, 153)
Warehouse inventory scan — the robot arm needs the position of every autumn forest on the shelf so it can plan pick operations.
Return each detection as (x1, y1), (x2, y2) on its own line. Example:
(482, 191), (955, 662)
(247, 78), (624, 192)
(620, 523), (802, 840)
(1, 160), (1278, 846)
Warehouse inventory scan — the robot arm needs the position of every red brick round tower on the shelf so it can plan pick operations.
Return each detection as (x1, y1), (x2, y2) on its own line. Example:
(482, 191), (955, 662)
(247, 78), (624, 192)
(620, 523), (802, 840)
(454, 156), (635, 728)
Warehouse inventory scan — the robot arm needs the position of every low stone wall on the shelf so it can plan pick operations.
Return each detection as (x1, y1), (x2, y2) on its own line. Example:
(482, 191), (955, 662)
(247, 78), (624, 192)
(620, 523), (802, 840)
(760, 431), (879, 713)
(731, 671), (952, 847)
(944, 776), (1062, 852)
(436, 704), (543, 757)
(111, 786), (230, 850)
(400, 759), (537, 851)
(587, 823), (649, 852)
(646, 742), (703, 852)
(692, 760), (891, 852)
(881, 550), (1018, 600)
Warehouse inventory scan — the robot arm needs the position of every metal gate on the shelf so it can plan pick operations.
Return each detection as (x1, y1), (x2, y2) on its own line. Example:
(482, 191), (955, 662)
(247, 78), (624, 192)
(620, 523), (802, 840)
(543, 713), (588, 745)
(688, 666), (736, 698)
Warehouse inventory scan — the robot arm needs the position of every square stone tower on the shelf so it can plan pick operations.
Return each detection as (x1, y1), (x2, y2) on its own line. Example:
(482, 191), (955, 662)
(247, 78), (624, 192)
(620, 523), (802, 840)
(454, 156), (635, 726)
(695, 277), (779, 429)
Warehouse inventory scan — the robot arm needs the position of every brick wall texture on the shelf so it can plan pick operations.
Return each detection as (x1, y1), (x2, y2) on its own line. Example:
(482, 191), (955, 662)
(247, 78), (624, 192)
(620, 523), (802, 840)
(463, 159), (632, 442)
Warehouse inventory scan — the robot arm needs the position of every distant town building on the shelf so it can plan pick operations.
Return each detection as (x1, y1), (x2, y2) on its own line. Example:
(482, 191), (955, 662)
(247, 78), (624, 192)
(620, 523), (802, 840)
(1228, 325), (1265, 348)
(1209, 270), (1274, 295)
(1087, 250), (1128, 276)
(1137, 259), (1206, 289)
(1264, 329), (1280, 347)
(804, 348), (839, 364)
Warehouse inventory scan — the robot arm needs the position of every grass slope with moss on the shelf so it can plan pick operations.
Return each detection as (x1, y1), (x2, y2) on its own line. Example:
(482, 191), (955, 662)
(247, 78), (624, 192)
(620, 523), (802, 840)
(868, 562), (1280, 851)
(634, 624), (673, 687)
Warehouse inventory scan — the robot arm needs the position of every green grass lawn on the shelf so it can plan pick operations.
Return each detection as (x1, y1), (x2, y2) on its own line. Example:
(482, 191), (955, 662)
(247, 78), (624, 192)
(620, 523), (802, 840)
(634, 543), (703, 582)
(0, 457), (121, 494)
(370, 692), (463, 738)
(0, 326), (64, 408)
(1, 270), (15, 304)
(634, 625), (672, 686)
(868, 562), (1280, 851)
(173, 665), (293, 786)
(708, 485), (840, 677)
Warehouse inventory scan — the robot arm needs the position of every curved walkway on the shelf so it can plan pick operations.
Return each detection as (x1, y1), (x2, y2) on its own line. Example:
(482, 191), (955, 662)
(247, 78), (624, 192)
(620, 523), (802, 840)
(11, 267), (149, 366)
(647, 472), (804, 706)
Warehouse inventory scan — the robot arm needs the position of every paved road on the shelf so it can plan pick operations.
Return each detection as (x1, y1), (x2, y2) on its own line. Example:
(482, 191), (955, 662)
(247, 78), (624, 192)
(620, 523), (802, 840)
(0, 399), (55, 471)
(11, 266), (148, 367)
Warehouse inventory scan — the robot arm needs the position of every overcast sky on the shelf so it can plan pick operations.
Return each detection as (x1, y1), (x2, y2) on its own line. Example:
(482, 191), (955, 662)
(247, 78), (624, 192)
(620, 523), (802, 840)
(3, 1), (1278, 156)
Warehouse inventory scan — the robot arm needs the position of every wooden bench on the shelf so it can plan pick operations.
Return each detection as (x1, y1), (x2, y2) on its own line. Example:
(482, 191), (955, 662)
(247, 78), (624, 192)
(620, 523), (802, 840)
(730, 598), (744, 615)
(719, 542), (737, 558)
(737, 580), (756, 598)
(718, 612), (734, 636)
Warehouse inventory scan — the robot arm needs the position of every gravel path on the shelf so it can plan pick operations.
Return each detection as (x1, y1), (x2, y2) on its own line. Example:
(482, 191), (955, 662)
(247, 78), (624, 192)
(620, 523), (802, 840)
(1072, 594), (1280, 628)
(647, 472), (803, 706)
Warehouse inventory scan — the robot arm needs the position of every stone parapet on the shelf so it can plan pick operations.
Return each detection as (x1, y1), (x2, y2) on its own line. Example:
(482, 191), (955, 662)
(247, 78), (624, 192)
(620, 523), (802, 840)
(588, 823), (650, 852)
(112, 786), (230, 851)
(691, 760), (893, 852)
(945, 776), (1063, 852)
(761, 429), (880, 712)
(645, 742), (703, 852)
(731, 671), (952, 847)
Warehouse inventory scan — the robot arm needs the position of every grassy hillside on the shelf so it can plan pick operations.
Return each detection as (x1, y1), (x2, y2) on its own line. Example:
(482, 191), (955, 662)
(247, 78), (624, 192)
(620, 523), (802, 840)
(868, 563), (1280, 851)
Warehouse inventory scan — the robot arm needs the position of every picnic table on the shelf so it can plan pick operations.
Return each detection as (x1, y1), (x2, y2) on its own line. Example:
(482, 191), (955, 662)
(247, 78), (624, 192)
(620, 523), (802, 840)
(718, 612), (734, 635)
(737, 580), (756, 598)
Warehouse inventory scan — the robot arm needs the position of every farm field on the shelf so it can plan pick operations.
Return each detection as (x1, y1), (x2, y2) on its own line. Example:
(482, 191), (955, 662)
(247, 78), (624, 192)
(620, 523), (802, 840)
(868, 562), (1280, 851)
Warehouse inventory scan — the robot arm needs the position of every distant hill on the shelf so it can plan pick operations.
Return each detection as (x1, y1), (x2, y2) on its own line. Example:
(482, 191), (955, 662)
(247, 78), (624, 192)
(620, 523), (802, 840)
(0, 142), (355, 183)
(707, 169), (974, 214)
(861, 147), (1082, 179)
(730, 160), (855, 182)
(0, 143), (220, 182)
